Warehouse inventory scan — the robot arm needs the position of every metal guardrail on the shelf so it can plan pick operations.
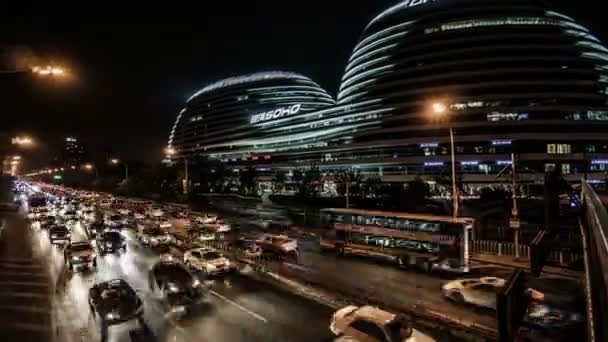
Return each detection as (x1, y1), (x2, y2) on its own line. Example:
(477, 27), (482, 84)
(470, 240), (582, 267)
(580, 182), (608, 342)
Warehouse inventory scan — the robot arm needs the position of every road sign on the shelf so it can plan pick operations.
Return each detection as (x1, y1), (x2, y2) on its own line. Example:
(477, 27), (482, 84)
(509, 218), (521, 229)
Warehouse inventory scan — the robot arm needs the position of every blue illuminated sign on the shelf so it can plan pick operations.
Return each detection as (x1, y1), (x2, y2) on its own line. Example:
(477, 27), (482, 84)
(419, 143), (439, 148)
(461, 161), (479, 166)
(492, 140), (512, 146)
(424, 162), (443, 166)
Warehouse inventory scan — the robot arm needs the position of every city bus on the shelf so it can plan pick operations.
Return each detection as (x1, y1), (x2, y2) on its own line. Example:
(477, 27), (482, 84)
(319, 208), (474, 271)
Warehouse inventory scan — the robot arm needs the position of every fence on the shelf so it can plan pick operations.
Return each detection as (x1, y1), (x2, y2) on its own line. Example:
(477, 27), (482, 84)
(581, 181), (608, 342)
(471, 240), (582, 267)
(471, 240), (530, 259)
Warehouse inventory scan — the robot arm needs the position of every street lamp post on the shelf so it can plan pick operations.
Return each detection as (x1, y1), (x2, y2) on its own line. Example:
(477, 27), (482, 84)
(165, 147), (189, 195)
(431, 102), (459, 220)
(110, 158), (128, 182)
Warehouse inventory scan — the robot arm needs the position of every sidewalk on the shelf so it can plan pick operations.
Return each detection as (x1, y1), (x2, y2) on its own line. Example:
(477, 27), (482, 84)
(472, 253), (582, 278)
(0, 215), (54, 342)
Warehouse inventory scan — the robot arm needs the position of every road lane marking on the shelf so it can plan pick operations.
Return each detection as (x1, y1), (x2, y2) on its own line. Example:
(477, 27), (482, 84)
(0, 291), (49, 299)
(0, 304), (51, 314)
(0, 263), (43, 269)
(0, 280), (48, 287)
(210, 290), (268, 323)
(0, 270), (48, 278)
(0, 321), (51, 332)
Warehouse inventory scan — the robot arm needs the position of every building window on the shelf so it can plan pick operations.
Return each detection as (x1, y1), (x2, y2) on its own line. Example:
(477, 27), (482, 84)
(562, 163), (571, 174)
(545, 163), (556, 172)
(479, 164), (489, 174)
(423, 148), (435, 156)
(557, 144), (571, 154)
(456, 146), (464, 153)
(547, 144), (571, 154)
(474, 146), (484, 153)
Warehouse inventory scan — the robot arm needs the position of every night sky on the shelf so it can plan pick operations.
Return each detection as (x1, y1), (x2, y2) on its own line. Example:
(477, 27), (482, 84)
(1, 1), (605, 168)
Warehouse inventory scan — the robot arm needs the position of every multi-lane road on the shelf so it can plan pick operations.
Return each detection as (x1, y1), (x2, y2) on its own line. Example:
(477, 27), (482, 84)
(28, 217), (336, 342)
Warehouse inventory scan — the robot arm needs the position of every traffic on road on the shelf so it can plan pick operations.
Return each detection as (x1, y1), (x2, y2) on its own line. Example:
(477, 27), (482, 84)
(7, 180), (586, 341)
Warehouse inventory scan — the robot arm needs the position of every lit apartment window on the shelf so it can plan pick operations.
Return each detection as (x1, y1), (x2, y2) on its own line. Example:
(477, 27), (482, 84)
(545, 163), (556, 172)
(547, 144), (570, 154)
(557, 144), (571, 154)
(562, 163), (571, 174)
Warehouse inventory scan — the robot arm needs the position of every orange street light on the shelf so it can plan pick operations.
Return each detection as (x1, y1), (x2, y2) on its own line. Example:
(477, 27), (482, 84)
(11, 136), (34, 146)
(32, 65), (67, 78)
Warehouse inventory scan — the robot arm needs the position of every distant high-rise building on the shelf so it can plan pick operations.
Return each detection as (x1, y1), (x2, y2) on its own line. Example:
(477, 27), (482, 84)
(61, 137), (87, 166)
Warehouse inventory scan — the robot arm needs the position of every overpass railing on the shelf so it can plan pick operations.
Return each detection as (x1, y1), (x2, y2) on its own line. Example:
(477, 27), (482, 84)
(580, 181), (608, 342)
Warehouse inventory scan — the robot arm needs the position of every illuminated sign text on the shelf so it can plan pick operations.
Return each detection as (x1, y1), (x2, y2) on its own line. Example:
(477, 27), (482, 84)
(250, 104), (302, 124)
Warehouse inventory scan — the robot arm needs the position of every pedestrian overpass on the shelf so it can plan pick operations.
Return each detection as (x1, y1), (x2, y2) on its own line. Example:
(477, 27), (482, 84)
(580, 182), (608, 342)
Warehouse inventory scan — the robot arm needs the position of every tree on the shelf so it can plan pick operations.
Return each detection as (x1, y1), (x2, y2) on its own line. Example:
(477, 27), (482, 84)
(272, 171), (286, 194)
(362, 176), (383, 198)
(291, 164), (322, 198)
(334, 169), (363, 208)
(239, 166), (258, 196)
(209, 162), (232, 193)
(407, 177), (430, 204)
(479, 187), (511, 203)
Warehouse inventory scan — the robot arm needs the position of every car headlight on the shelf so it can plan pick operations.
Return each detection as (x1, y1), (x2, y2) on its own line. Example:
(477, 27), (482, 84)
(206, 264), (217, 270)
(106, 312), (118, 320)
(225, 260), (231, 267)
(192, 279), (201, 288)
(168, 283), (181, 293)
(72, 256), (79, 261)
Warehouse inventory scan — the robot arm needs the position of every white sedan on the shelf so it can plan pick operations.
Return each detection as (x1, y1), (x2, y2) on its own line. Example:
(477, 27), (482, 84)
(330, 305), (435, 341)
(184, 248), (233, 275)
(441, 277), (505, 310)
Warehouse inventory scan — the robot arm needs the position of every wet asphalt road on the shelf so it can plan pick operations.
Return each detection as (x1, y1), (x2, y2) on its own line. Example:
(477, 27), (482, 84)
(36, 218), (335, 342)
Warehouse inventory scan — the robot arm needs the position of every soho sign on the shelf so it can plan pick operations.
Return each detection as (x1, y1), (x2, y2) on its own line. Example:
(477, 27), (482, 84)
(250, 104), (302, 124)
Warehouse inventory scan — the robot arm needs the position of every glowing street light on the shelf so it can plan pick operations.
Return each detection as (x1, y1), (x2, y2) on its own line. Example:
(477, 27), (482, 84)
(165, 147), (176, 156)
(110, 158), (120, 165)
(84, 164), (94, 170)
(11, 136), (34, 146)
(32, 65), (67, 78)
(12, 155), (21, 161)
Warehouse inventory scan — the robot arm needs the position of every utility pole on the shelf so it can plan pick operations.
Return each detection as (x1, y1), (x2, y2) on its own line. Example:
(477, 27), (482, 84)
(183, 157), (189, 195)
(450, 127), (458, 220)
(511, 152), (520, 259)
(345, 182), (350, 209)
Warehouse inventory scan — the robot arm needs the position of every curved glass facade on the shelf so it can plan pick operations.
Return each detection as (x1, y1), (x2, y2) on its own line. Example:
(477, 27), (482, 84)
(168, 72), (335, 158)
(168, 0), (608, 187)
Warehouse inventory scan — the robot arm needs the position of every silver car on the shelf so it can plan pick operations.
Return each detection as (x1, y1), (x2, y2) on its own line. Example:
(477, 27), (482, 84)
(441, 277), (505, 310)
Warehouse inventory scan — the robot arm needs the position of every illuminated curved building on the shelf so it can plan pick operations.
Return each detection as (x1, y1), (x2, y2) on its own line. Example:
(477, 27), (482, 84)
(168, 0), (608, 190)
(168, 72), (337, 159)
